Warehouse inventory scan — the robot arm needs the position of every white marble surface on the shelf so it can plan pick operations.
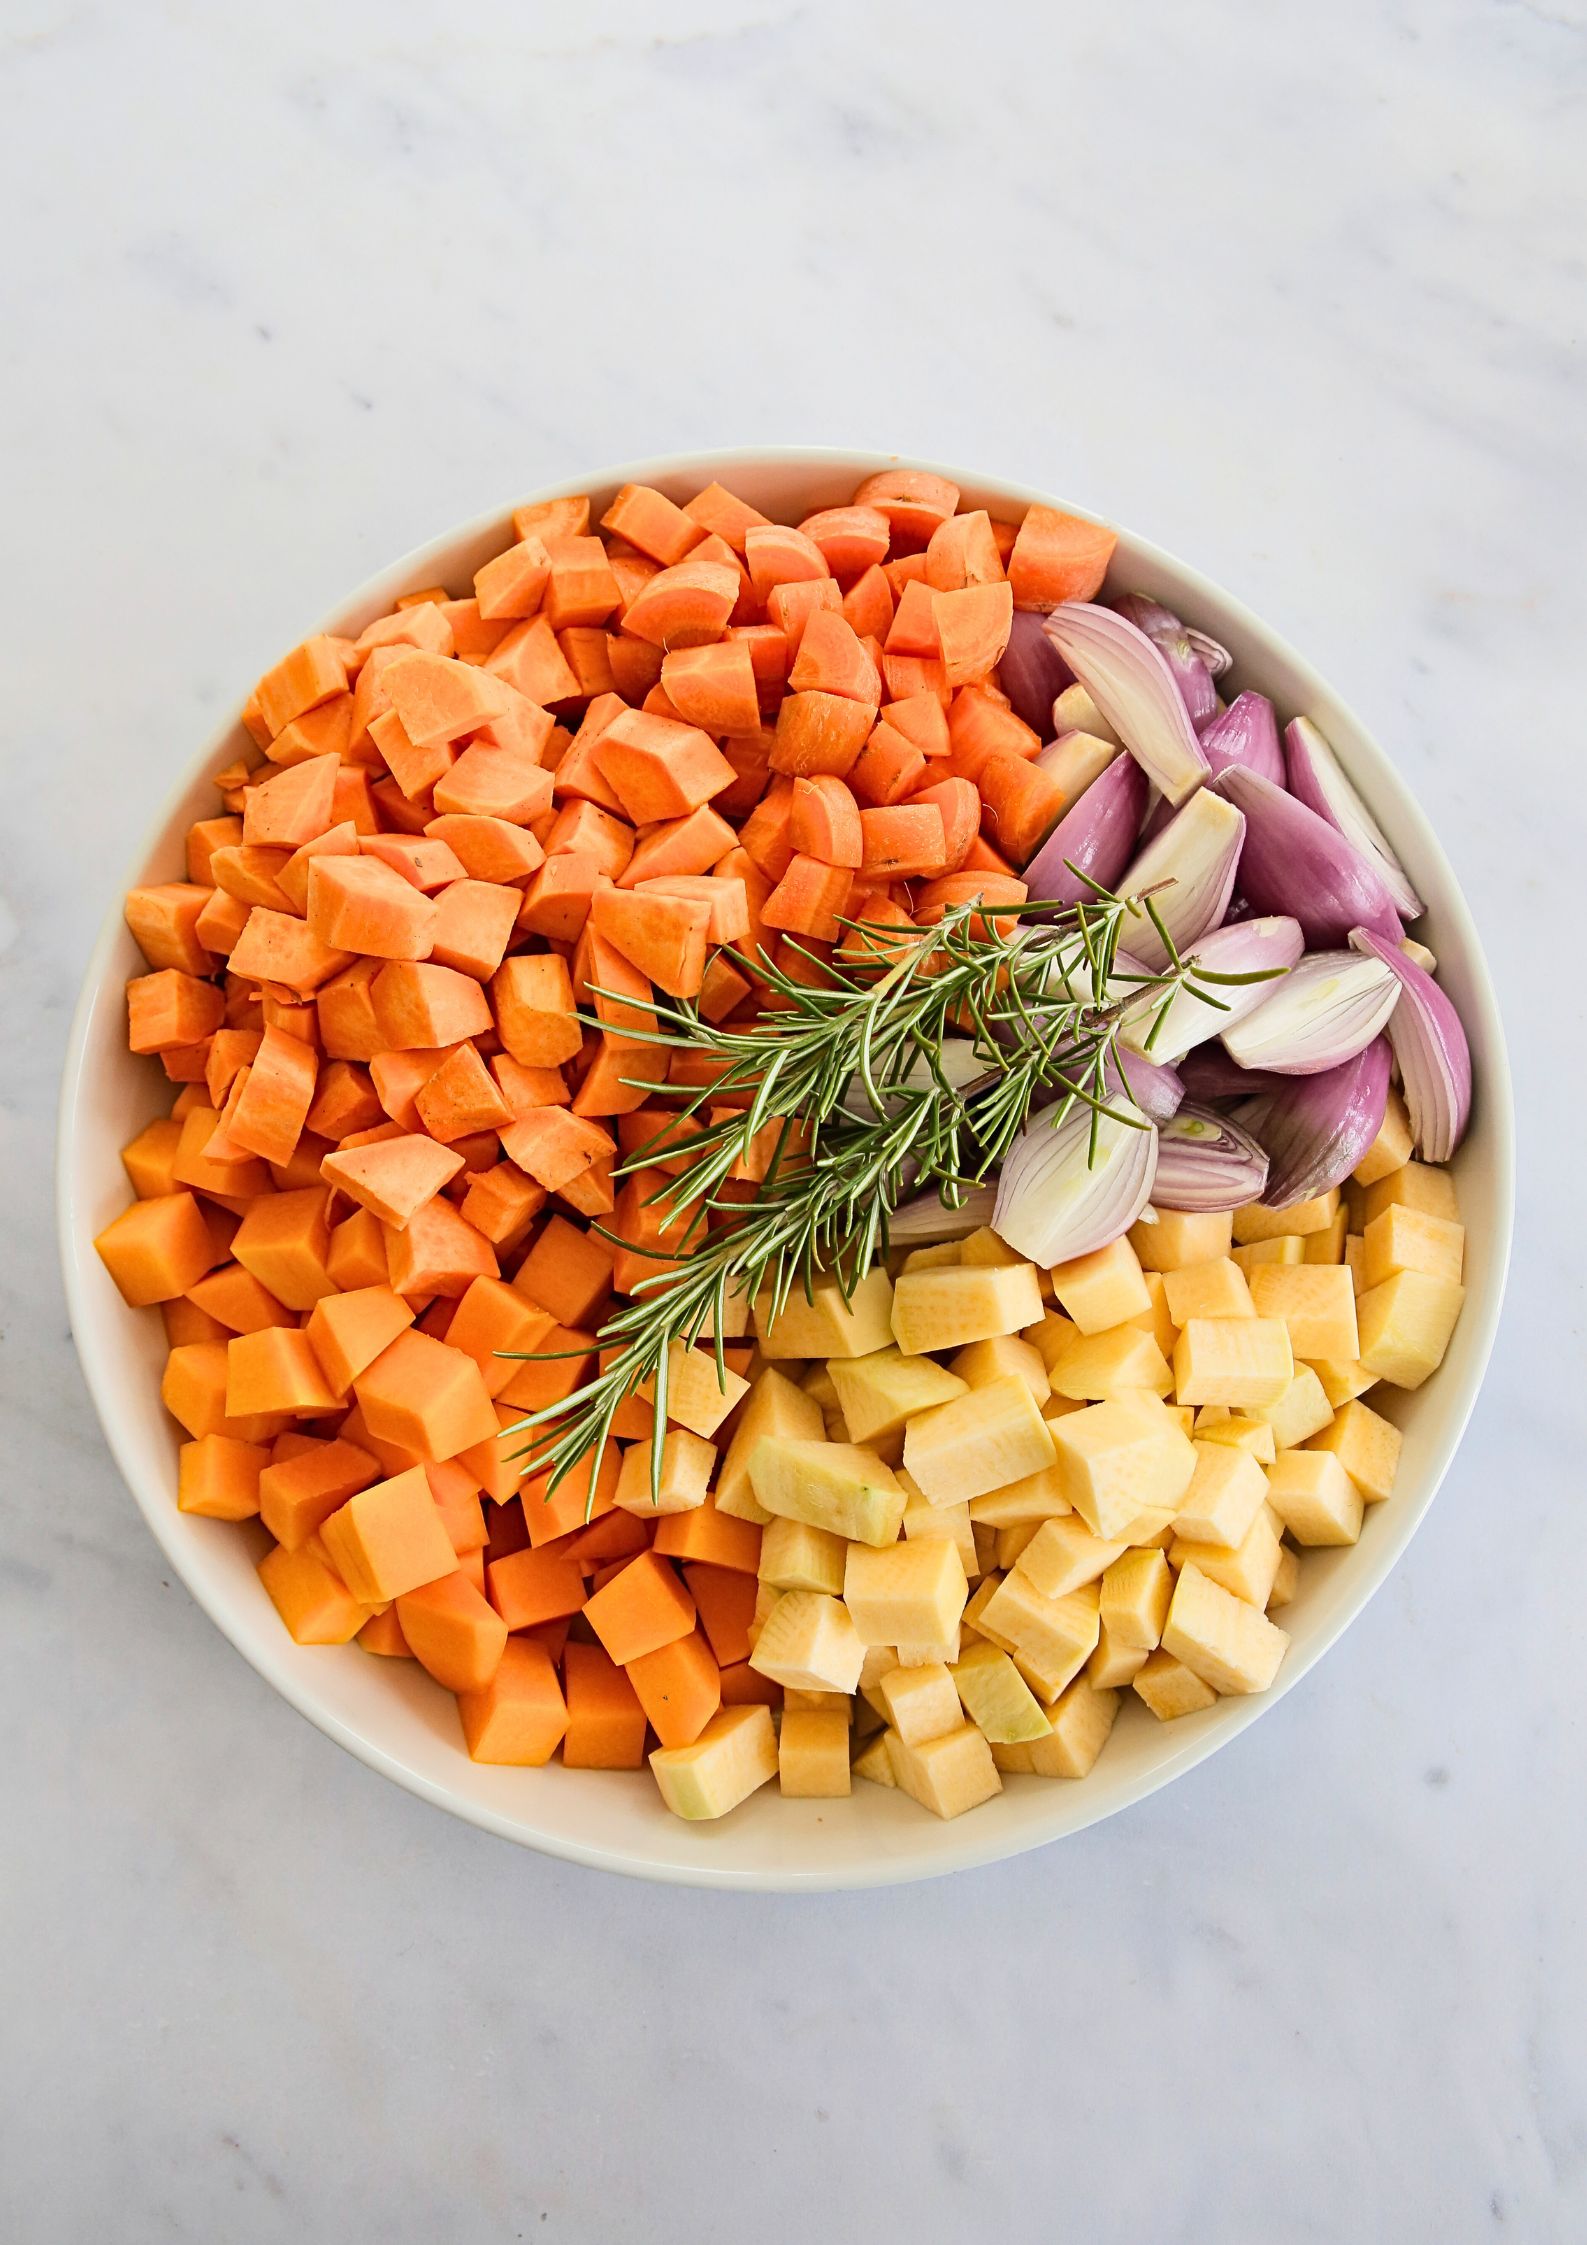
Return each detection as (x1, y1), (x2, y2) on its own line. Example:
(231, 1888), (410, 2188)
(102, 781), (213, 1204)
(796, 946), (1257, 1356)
(3, 0), (1583, 2236)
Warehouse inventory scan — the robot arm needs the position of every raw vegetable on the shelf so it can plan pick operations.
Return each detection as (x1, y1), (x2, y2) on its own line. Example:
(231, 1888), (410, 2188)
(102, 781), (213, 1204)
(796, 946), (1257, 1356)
(1150, 1105), (1269, 1211)
(1219, 767), (1402, 947)
(1221, 947), (1401, 1074)
(1021, 751), (1148, 904)
(1348, 928), (1472, 1160)
(1286, 717), (1424, 921)
(1043, 603), (1210, 806)
(1234, 1035), (1393, 1208)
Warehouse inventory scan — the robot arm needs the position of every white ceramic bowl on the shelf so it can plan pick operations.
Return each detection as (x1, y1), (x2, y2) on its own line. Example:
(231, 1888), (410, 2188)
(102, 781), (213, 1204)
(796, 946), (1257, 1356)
(57, 448), (1514, 1889)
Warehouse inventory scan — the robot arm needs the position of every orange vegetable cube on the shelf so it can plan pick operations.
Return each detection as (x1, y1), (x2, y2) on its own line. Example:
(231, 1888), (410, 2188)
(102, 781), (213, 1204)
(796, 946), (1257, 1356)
(396, 1570), (508, 1693)
(258, 1539), (369, 1645)
(354, 1328), (500, 1462)
(583, 1549), (696, 1665)
(457, 1637), (568, 1764)
(94, 1191), (216, 1306)
(177, 1433), (268, 1521)
(319, 1465), (458, 1602)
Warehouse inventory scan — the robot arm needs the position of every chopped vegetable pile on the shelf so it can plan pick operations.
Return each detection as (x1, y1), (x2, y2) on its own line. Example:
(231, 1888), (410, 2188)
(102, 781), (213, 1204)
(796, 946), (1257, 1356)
(95, 466), (1474, 1824)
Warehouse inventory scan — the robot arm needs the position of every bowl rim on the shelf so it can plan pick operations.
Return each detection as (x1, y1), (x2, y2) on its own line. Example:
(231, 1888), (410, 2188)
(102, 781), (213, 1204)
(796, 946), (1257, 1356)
(56, 444), (1515, 1889)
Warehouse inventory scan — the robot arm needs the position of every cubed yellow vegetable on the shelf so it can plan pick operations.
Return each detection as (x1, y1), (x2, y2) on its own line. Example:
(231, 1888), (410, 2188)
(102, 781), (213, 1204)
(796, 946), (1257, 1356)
(1361, 1161), (1458, 1229)
(1267, 1544), (1300, 1609)
(1305, 1396), (1402, 1503)
(1306, 1356), (1376, 1409)
(1193, 1412), (1277, 1464)
(902, 1485), (979, 1576)
(967, 1463), (1072, 1526)
(1362, 1203), (1465, 1290)
(1049, 1395), (1197, 1539)
(1174, 1440), (1270, 1547)
(777, 1707), (853, 1797)
(885, 1724), (1002, 1818)
(1247, 1264), (1360, 1361)
(876, 1660), (962, 1744)
(782, 1685), (853, 1719)
(1356, 1271), (1465, 1388)
(844, 1537), (968, 1648)
(950, 1640), (1052, 1742)
(1126, 1268), (1179, 1359)
(898, 1240), (962, 1273)
(1249, 1364), (1335, 1448)
(1129, 1208), (1234, 1271)
(1173, 1317), (1294, 1408)
(1049, 1235), (1151, 1334)
(1168, 1504), (1283, 1609)
(1233, 1236), (1305, 1277)
(1026, 1676), (1119, 1776)
(1099, 1547), (1173, 1650)
(961, 1571), (1008, 1647)
(716, 1368), (823, 1523)
(1162, 1562), (1289, 1694)
(903, 1375), (1056, 1504)
(950, 1335), (1050, 1405)
(958, 1224), (1033, 1270)
(747, 1589), (866, 1692)
(994, 1521), (1042, 1569)
(614, 1428), (715, 1515)
(1352, 1084), (1414, 1184)
(1133, 1647), (1219, 1721)
(852, 1732), (897, 1785)
(1264, 1450), (1363, 1545)
(650, 1705), (778, 1820)
(980, 1573), (1101, 1701)
(1012, 1513), (1125, 1598)
(758, 1515), (848, 1595)
(1232, 1189), (1340, 1243)
(891, 1261), (1045, 1354)
(1302, 1208), (1349, 1264)
(1162, 1258), (1255, 1325)
(1087, 1621), (1150, 1689)
(990, 1739), (1038, 1774)
(747, 1436), (906, 1546)
(827, 1345), (966, 1443)
(1022, 1307), (1080, 1373)
(1049, 1324), (1174, 1402)
(637, 1339), (748, 1438)
(754, 1265), (895, 1359)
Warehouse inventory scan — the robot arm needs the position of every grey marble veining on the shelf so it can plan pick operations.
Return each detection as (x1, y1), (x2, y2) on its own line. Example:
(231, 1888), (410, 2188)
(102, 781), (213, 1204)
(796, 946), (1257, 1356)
(2, 1), (1584, 2238)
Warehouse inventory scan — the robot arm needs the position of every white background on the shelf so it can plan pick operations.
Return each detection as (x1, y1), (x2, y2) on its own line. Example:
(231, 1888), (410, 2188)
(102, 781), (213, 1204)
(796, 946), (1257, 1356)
(3, 2), (1583, 2238)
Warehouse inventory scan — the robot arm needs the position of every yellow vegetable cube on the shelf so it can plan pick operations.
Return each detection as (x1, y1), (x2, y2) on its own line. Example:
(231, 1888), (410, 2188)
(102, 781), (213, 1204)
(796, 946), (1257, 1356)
(876, 1660), (962, 1744)
(959, 1224), (1034, 1270)
(885, 1723), (1002, 1818)
(949, 1333), (1050, 1403)
(1129, 1208), (1234, 1271)
(1099, 1547), (1173, 1650)
(747, 1589), (866, 1692)
(950, 1640), (1052, 1742)
(747, 1436), (906, 1546)
(637, 1339), (748, 1438)
(852, 1732), (897, 1785)
(844, 1537), (968, 1648)
(980, 1573), (1101, 1701)
(1126, 1268), (1179, 1359)
(1247, 1265), (1360, 1361)
(961, 1570), (1009, 1647)
(1049, 1235), (1151, 1335)
(1174, 1441), (1270, 1547)
(1163, 1562), (1289, 1694)
(990, 1739), (1037, 1774)
(1168, 1505), (1283, 1609)
(1049, 1396), (1197, 1539)
(891, 1261), (1045, 1354)
(1049, 1324), (1173, 1402)
(902, 1486), (979, 1577)
(1012, 1513), (1125, 1598)
(1027, 1676), (1119, 1777)
(1361, 1161), (1458, 1229)
(1306, 1357), (1376, 1409)
(614, 1428), (715, 1515)
(1233, 1236), (1305, 1277)
(1268, 1544), (1301, 1609)
(898, 1240), (962, 1273)
(1306, 1396), (1402, 1503)
(1356, 1271), (1465, 1388)
(1362, 1203), (1465, 1290)
(1264, 1450), (1363, 1545)
(1352, 1084), (1414, 1184)
(1250, 1364), (1335, 1448)
(754, 1266), (895, 1359)
(650, 1705), (778, 1820)
(758, 1515), (847, 1595)
(1344, 1234), (1366, 1293)
(1194, 1412), (1277, 1464)
(1162, 1258), (1255, 1325)
(1302, 1208), (1349, 1264)
(716, 1368), (823, 1523)
(994, 1521), (1042, 1570)
(827, 1346), (966, 1443)
(777, 1707), (852, 1798)
(1088, 1621), (1150, 1689)
(903, 1375), (1056, 1504)
(1133, 1648), (1219, 1721)
(967, 1463), (1072, 1526)
(1023, 1307), (1081, 1372)
(1232, 1189), (1340, 1243)
(1173, 1318), (1294, 1408)
(782, 1685), (853, 1719)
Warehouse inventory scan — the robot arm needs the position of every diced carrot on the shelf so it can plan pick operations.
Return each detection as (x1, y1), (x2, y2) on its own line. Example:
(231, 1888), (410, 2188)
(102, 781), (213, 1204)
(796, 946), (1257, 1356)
(744, 522), (831, 601)
(882, 651), (949, 707)
(735, 779), (796, 884)
(1007, 503), (1118, 610)
(728, 621), (792, 706)
(321, 1132), (463, 1226)
(413, 1043), (512, 1143)
(545, 800), (634, 880)
(265, 695), (356, 769)
(486, 1541), (586, 1631)
(681, 481), (770, 552)
(933, 581), (1015, 690)
(925, 509), (1006, 591)
(255, 636), (351, 738)
(885, 577), (941, 658)
(590, 887), (711, 998)
(789, 775), (863, 868)
(633, 873), (749, 948)
(481, 614), (580, 707)
(973, 750), (1066, 865)
(617, 806), (737, 886)
(421, 881), (515, 981)
(859, 803), (948, 880)
(513, 494), (590, 545)
(356, 603), (454, 658)
(680, 1562), (759, 1666)
(600, 484), (704, 567)
(582, 1549), (695, 1665)
(841, 563), (895, 645)
(277, 821), (360, 916)
(379, 650), (515, 749)
(556, 627), (617, 699)
(242, 754), (340, 851)
(659, 639), (761, 736)
(851, 467), (960, 548)
(766, 577), (841, 654)
(228, 908), (352, 999)
(589, 708), (735, 827)
(697, 954), (750, 1022)
(473, 534), (552, 622)
(836, 894), (918, 975)
(798, 505), (891, 579)
(770, 691), (874, 779)
(947, 682), (1041, 771)
(850, 720), (928, 808)
(912, 871), (1030, 935)
(211, 844), (293, 911)
(787, 610), (882, 705)
(626, 1628), (720, 1749)
(959, 834), (1018, 876)
(761, 853), (853, 943)
(431, 742), (553, 826)
(485, 953), (576, 1067)
(568, 1036), (650, 1118)
(397, 1570), (508, 1694)
(457, 1637), (567, 1764)
(605, 630), (665, 703)
(619, 559), (739, 651)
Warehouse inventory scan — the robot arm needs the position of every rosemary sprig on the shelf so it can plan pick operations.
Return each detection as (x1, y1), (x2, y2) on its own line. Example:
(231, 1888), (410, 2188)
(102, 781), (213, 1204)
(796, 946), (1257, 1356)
(501, 885), (1262, 1513)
